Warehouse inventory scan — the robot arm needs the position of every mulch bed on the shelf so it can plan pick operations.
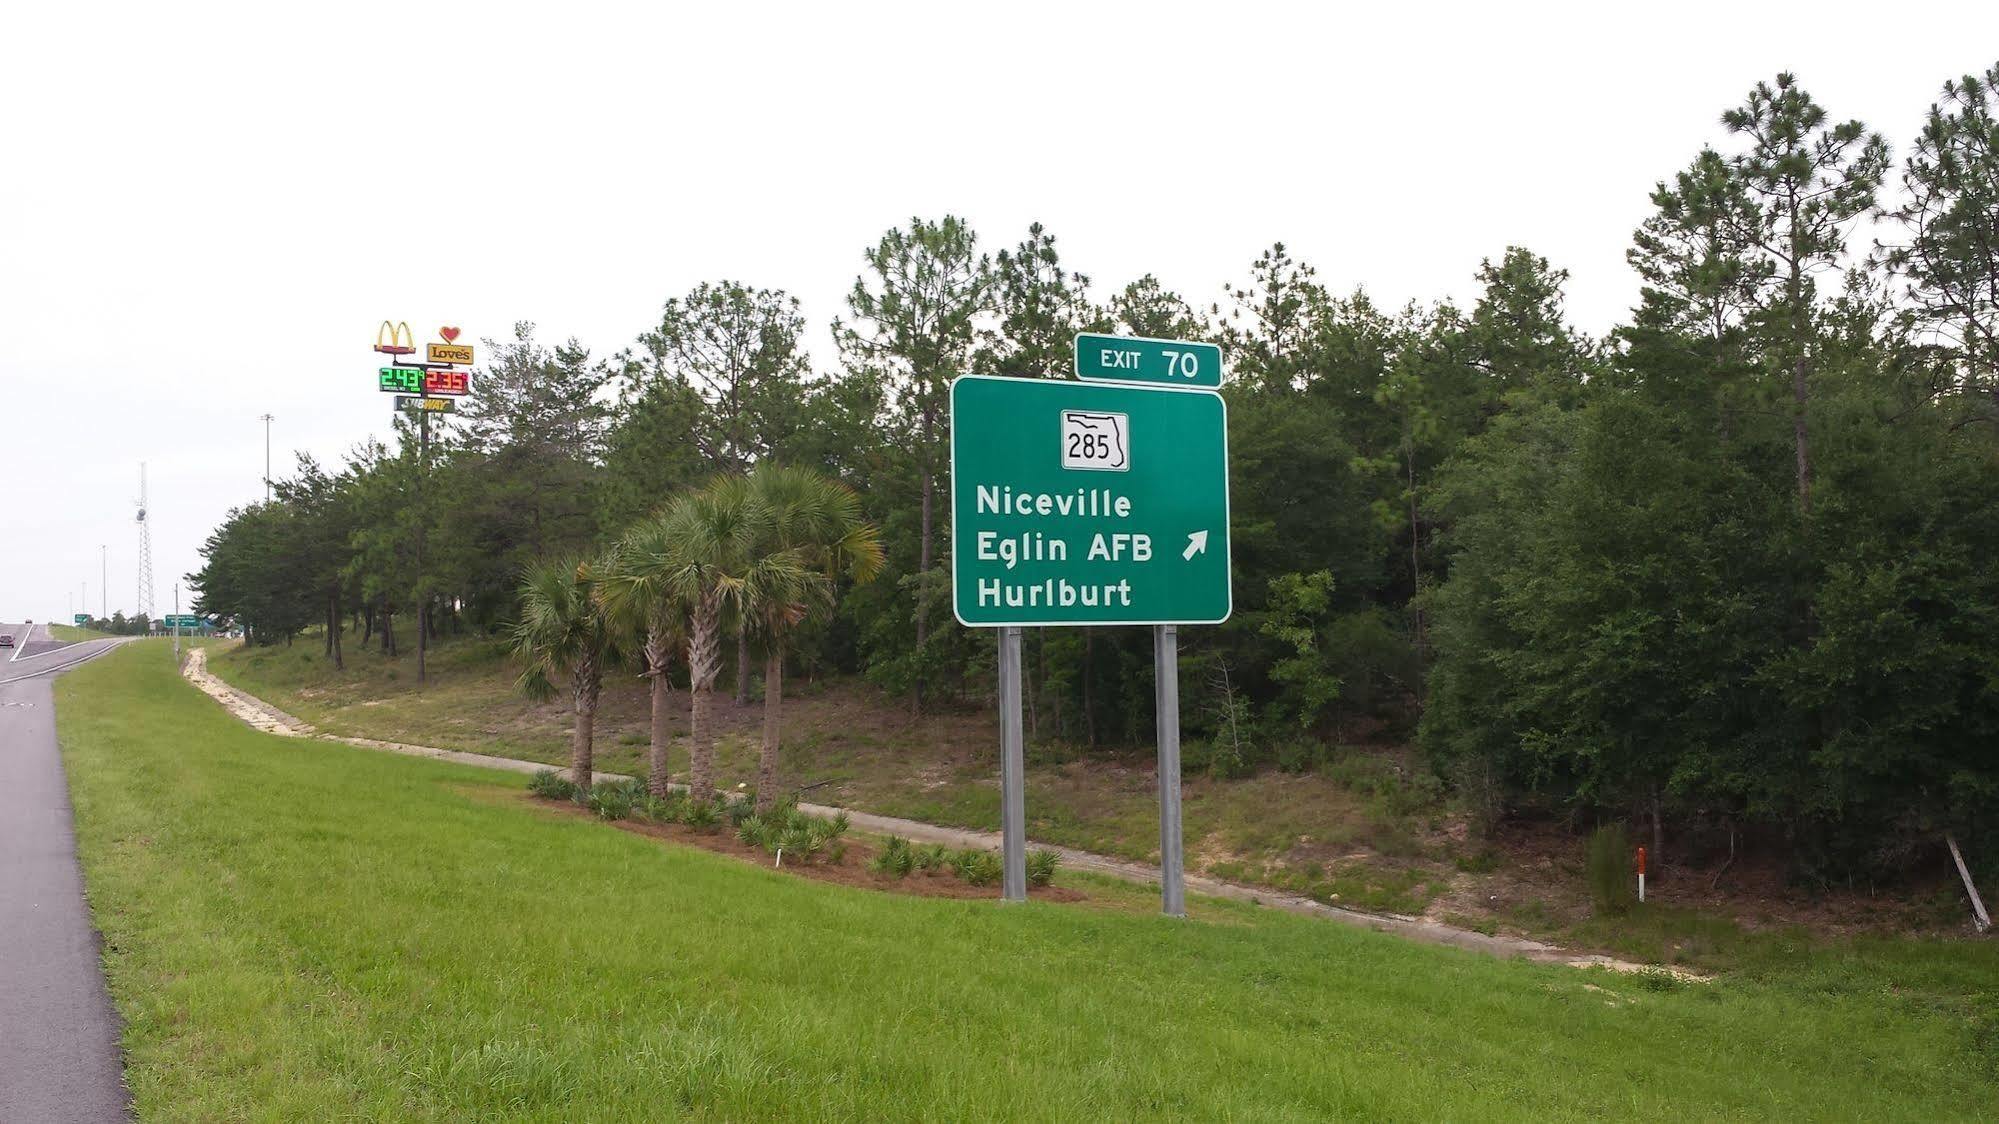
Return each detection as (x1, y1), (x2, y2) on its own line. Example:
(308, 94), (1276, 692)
(527, 793), (1086, 903)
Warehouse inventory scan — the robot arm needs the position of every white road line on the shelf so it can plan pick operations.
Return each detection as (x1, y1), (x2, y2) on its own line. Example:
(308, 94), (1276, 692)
(5, 622), (36, 662)
(0, 639), (128, 686)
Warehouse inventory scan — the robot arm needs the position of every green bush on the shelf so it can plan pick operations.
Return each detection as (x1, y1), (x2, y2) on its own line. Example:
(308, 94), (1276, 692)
(951, 849), (1002, 887)
(637, 795), (683, 824)
(738, 805), (848, 864)
(1274, 739), (1331, 774)
(588, 786), (635, 821)
(527, 769), (577, 802)
(912, 843), (949, 872)
(1587, 823), (1637, 916)
(683, 799), (721, 830)
(870, 835), (915, 878)
(1027, 849), (1061, 887)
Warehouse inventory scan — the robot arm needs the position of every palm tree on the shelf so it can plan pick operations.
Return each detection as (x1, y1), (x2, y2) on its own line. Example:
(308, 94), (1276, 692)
(599, 521), (690, 799)
(745, 465), (884, 811)
(630, 477), (789, 800)
(511, 553), (619, 793)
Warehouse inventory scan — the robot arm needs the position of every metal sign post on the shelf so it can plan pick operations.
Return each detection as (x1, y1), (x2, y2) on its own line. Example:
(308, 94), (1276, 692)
(1154, 624), (1185, 916)
(374, 324), (471, 688)
(949, 339), (1229, 917)
(998, 626), (1027, 902)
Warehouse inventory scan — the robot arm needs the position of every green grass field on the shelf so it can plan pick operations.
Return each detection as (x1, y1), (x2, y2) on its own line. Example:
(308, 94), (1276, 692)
(54, 643), (1999, 1120)
(208, 634), (1469, 917)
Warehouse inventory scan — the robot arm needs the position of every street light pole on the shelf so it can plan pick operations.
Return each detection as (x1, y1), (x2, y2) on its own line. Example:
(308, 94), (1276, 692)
(173, 583), (181, 658)
(100, 545), (107, 620)
(259, 413), (275, 503)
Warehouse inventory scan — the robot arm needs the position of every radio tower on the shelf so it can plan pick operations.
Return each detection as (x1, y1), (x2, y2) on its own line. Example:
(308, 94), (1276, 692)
(135, 463), (156, 622)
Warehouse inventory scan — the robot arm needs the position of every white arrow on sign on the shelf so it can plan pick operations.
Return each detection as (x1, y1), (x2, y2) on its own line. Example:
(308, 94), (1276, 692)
(1182, 530), (1209, 561)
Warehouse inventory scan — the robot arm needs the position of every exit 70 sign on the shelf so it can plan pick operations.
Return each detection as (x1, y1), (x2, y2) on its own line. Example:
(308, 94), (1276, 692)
(1074, 333), (1223, 389)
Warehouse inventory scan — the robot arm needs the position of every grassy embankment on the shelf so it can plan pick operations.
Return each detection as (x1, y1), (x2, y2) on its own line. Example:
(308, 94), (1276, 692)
(208, 632), (1978, 971)
(211, 633), (1464, 915)
(58, 643), (1999, 1119)
(49, 622), (116, 641)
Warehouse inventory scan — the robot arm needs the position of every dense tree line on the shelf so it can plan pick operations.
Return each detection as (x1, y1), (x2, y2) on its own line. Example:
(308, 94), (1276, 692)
(67, 613), (155, 636)
(193, 67), (1999, 883)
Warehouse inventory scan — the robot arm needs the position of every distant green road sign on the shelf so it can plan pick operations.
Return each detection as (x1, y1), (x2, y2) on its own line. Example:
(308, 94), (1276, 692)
(73, 613), (88, 625)
(164, 614), (203, 628)
(1074, 333), (1223, 389)
(950, 375), (1230, 626)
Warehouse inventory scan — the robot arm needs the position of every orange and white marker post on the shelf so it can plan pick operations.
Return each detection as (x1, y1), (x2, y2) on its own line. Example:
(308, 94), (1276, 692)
(1636, 846), (1648, 904)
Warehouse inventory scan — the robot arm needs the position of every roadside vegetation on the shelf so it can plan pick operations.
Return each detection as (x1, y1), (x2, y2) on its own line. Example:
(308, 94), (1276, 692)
(190, 66), (1999, 936)
(49, 622), (117, 641)
(59, 646), (1999, 1120)
(209, 631), (1979, 968)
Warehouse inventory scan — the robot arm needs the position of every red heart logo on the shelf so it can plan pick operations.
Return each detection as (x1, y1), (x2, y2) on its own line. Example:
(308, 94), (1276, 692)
(439, 326), (461, 342)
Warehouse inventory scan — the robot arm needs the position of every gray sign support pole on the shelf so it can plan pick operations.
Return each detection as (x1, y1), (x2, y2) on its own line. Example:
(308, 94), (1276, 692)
(1155, 624), (1186, 916)
(999, 625), (1027, 902)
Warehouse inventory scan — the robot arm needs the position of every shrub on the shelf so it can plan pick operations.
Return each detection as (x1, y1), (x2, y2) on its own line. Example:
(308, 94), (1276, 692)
(870, 835), (915, 878)
(731, 806), (847, 864)
(1587, 823), (1637, 915)
(683, 800), (721, 829)
(775, 822), (817, 862)
(638, 795), (683, 824)
(912, 843), (950, 872)
(807, 812), (849, 851)
(527, 769), (577, 802)
(588, 786), (635, 821)
(1274, 739), (1331, 774)
(951, 848), (1002, 887)
(1027, 849), (1061, 887)
(1633, 969), (1681, 992)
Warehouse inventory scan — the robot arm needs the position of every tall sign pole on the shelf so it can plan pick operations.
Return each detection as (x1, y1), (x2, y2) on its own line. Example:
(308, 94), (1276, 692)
(373, 321), (471, 686)
(259, 414), (274, 503)
(950, 338), (1230, 916)
(1154, 623), (1184, 915)
(998, 625), (1027, 900)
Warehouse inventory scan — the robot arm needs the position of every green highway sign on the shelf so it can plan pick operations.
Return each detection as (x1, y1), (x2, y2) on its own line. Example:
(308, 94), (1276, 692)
(164, 615), (203, 628)
(950, 375), (1230, 626)
(73, 613), (88, 625)
(1074, 333), (1223, 389)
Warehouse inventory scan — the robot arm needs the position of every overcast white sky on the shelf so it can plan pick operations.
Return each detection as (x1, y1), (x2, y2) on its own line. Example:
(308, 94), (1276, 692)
(4, 1), (1995, 623)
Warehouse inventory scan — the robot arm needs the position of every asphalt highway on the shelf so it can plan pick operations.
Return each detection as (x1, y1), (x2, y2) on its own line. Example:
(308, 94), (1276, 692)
(0, 624), (133, 1120)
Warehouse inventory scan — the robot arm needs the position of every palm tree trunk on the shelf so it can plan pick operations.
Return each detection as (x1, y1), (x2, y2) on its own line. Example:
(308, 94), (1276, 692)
(735, 627), (752, 706)
(686, 592), (723, 800)
(756, 638), (783, 812)
(571, 661), (599, 792)
(646, 628), (673, 798)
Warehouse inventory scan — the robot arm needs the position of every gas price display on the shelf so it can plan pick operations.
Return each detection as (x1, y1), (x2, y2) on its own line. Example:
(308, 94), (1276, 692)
(379, 367), (422, 392)
(423, 369), (469, 396)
